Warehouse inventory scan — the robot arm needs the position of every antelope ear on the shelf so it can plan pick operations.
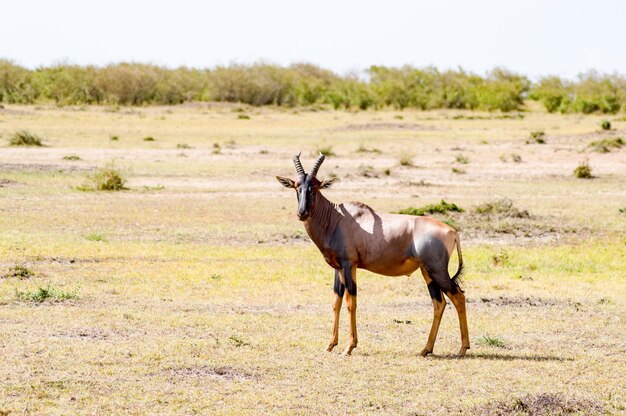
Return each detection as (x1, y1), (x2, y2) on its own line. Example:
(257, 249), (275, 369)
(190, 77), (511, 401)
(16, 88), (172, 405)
(276, 176), (295, 188)
(319, 177), (336, 189)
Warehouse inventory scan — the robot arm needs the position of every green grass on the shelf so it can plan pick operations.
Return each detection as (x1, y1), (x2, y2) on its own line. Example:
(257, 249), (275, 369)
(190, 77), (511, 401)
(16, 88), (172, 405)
(85, 233), (107, 242)
(589, 137), (623, 153)
(573, 160), (593, 179)
(317, 145), (335, 156)
(0, 105), (625, 415)
(15, 285), (79, 303)
(396, 200), (464, 216)
(62, 154), (81, 161)
(477, 335), (506, 348)
(600, 119), (611, 130)
(77, 162), (127, 191)
(9, 130), (43, 146)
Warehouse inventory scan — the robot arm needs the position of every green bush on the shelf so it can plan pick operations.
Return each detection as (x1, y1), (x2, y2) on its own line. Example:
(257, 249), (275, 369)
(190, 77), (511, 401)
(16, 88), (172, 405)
(396, 200), (464, 216)
(9, 130), (43, 146)
(0, 61), (623, 113)
(573, 160), (593, 179)
(600, 120), (611, 130)
(77, 162), (127, 191)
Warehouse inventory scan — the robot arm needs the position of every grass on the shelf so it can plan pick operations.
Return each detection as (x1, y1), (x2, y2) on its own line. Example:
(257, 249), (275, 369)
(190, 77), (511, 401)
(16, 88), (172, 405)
(477, 335), (506, 348)
(15, 285), (78, 303)
(398, 154), (414, 166)
(317, 145), (335, 156)
(527, 130), (546, 144)
(474, 198), (529, 218)
(452, 167), (466, 174)
(85, 233), (107, 242)
(77, 162), (127, 191)
(396, 200), (464, 216)
(589, 137), (623, 153)
(455, 154), (470, 164)
(143, 136), (155, 142)
(176, 143), (192, 149)
(0, 105), (624, 414)
(573, 160), (593, 179)
(62, 154), (81, 161)
(2, 264), (34, 279)
(110, 135), (119, 141)
(9, 129), (43, 146)
(600, 119), (611, 130)
(237, 114), (250, 120)
(356, 144), (382, 154)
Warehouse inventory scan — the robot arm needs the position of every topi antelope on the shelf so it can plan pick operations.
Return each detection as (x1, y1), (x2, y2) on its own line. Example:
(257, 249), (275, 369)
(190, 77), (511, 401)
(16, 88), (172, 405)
(276, 153), (469, 357)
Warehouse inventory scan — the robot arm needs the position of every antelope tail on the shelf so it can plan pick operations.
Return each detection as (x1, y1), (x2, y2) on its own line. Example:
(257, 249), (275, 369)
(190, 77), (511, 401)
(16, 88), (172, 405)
(451, 233), (464, 292)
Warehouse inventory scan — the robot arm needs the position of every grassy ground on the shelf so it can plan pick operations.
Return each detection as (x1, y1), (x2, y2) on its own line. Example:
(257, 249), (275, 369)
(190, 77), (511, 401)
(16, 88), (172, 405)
(0, 104), (625, 415)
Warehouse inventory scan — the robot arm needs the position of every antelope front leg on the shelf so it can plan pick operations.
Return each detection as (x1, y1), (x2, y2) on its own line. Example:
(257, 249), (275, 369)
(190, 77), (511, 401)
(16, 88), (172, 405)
(342, 265), (358, 356)
(327, 270), (344, 352)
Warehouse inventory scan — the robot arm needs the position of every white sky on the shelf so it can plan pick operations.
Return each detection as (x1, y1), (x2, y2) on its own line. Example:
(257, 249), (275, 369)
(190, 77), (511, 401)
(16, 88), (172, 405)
(2, 0), (625, 79)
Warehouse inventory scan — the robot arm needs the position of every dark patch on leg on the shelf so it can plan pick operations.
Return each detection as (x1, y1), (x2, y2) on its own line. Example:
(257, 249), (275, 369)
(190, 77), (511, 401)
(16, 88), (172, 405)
(427, 281), (443, 302)
(416, 236), (456, 294)
(333, 270), (345, 297)
(342, 264), (357, 296)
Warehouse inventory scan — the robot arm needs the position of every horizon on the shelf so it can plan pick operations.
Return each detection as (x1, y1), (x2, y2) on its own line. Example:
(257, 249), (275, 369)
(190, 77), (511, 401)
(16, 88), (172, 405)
(2, 0), (626, 81)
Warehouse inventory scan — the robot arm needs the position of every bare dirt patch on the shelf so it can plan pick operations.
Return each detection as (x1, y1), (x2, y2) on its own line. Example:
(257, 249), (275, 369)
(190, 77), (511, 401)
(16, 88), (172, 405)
(0, 178), (21, 187)
(333, 122), (440, 132)
(473, 392), (604, 416)
(470, 296), (564, 307)
(166, 365), (254, 381)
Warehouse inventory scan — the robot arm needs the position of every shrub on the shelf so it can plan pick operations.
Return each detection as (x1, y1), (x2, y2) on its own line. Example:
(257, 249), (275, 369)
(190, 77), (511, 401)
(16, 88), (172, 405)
(600, 120), (611, 130)
(573, 160), (593, 179)
(110, 135), (119, 141)
(143, 136), (155, 142)
(451, 167), (465, 174)
(9, 130), (43, 146)
(358, 165), (378, 178)
(527, 130), (546, 144)
(237, 114), (250, 119)
(396, 200), (464, 216)
(78, 162), (127, 191)
(2, 265), (34, 279)
(176, 143), (192, 149)
(474, 198), (530, 218)
(62, 154), (81, 161)
(455, 154), (470, 164)
(589, 137), (623, 153)
(398, 154), (413, 166)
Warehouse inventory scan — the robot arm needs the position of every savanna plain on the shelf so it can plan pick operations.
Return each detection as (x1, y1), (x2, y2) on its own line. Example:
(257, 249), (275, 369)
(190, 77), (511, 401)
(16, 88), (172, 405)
(0, 103), (624, 415)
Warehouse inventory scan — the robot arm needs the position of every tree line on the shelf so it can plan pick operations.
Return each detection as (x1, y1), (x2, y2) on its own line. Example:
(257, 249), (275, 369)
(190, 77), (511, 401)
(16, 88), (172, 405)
(1, 59), (625, 113)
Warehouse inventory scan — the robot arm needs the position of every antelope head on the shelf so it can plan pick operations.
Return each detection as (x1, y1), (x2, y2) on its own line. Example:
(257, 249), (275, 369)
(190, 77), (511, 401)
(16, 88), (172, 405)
(276, 152), (336, 221)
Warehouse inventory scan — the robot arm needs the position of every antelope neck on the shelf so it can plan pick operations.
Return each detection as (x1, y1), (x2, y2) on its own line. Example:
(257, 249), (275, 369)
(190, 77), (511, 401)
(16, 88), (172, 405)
(303, 193), (341, 247)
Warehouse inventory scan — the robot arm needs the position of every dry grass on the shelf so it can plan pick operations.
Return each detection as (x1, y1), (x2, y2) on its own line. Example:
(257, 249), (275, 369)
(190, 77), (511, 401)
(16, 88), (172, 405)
(0, 104), (625, 415)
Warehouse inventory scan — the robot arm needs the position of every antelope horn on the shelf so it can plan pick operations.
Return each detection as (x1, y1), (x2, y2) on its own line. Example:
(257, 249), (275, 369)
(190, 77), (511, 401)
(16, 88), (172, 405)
(309, 153), (325, 178)
(293, 152), (305, 176)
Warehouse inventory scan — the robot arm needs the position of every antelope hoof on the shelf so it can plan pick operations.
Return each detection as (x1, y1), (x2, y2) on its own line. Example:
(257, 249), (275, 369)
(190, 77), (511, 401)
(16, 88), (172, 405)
(326, 341), (338, 352)
(342, 345), (356, 356)
(457, 346), (469, 358)
(419, 347), (433, 357)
